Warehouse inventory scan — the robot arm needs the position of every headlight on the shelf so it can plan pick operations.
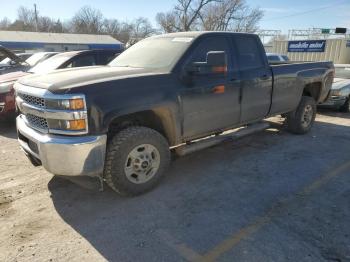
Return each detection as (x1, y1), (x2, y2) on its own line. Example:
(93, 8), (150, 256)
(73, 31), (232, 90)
(330, 90), (342, 97)
(45, 96), (88, 134)
(45, 98), (85, 110)
(0, 81), (15, 94)
(48, 119), (87, 131)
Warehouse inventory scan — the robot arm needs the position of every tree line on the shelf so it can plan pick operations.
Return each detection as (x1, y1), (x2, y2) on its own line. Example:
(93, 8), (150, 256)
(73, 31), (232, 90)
(0, 0), (263, 44)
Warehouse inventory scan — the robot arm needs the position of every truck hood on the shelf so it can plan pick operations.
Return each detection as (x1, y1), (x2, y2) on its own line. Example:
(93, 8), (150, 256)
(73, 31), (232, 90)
(332, 78), (350, 90)
(18, 66), (160, 91)
(0, 46), (27, 65)
(0, 71), (30, 83)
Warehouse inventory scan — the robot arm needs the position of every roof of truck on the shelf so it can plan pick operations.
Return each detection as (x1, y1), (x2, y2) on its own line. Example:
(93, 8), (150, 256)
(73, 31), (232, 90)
(154, 31), (256, 39)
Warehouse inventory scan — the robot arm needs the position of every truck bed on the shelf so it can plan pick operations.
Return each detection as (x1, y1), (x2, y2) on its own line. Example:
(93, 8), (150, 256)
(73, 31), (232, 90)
(268, 61), (334, 116)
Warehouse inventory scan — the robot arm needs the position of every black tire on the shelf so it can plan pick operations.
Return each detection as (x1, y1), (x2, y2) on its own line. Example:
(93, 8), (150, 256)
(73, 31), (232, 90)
(339, 97), (350, 113)
(286, 96), (316, 134)
(104, 126), (170, 196)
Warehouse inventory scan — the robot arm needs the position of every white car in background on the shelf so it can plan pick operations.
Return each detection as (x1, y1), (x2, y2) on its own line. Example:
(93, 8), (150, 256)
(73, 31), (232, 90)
(319, 64), (350, 112)
(0, 46), (57, 75)
(266, 53), (290, 63)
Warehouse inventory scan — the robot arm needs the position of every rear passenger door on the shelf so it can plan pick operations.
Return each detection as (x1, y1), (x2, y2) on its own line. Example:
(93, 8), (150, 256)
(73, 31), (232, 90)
(232, 35), (272, 123)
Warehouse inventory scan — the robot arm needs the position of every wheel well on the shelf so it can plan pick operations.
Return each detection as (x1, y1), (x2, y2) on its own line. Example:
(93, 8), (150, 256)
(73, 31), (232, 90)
(303, 82), (322, 101)
(108, 110), (170, 144)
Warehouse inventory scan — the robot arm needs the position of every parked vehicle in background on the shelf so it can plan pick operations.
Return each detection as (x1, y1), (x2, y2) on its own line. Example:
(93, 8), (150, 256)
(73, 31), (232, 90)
(15, 32), (334, 196)
(318, 64), (350, 112)
(0, 53), (33, 66)
(0, 49), (119, 120)
(0, 46), (57, 75)
(266, 53), (290, 63)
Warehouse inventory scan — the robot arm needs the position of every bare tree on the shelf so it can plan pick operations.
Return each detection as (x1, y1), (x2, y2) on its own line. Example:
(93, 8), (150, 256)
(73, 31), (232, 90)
(233, 5), (263, 33)
(0, 18), (11, 30)
(17, 6), (36, 27)
(156, 12), (178, 33)
(131, 17), (155, 39)
(103, 19), (132, 43)
(157, 0), (263, 33)
(157, 0), (218, 32)
(0, 5), (156, 45)
(51, 19), (66, 33)
(38, 16), (54, 32)
(102, 17), (155, 44)
(8, 6), (37, 31)
(70, 6), (104, 34)
(200, 0), (244, 31)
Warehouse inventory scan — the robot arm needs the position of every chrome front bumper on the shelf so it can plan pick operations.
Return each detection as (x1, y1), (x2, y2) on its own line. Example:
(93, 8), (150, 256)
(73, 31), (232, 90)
(17, 115), (107, 177)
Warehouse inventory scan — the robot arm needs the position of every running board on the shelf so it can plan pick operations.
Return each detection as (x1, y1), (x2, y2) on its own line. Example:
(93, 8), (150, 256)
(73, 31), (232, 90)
(175, 122), (270, 156)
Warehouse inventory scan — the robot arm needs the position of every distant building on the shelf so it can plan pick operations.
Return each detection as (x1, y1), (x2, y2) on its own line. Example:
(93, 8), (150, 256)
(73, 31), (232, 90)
(0, 31), (124, 52)
(269, 39), (350, 64)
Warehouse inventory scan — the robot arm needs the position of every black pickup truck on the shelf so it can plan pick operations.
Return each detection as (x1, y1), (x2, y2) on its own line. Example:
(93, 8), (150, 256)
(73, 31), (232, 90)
(15, 32), (334, 196)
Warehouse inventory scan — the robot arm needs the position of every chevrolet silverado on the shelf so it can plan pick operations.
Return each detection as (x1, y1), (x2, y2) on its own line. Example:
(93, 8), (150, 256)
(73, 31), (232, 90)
(15, 32), (334, 196)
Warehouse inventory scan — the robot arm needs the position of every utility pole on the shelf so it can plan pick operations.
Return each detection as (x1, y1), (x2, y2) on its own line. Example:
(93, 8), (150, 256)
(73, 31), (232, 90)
(34, 4), (39, 32)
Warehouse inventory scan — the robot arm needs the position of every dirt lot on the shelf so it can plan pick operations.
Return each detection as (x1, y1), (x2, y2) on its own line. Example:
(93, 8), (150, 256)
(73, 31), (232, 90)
(0, 111), (350, 262)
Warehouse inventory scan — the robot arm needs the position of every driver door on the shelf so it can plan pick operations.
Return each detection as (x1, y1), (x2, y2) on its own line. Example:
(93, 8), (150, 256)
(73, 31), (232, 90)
(180, 36), (241, 139)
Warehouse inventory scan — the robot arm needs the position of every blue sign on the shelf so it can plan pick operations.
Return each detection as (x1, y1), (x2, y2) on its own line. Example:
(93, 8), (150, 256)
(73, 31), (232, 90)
(288, 40), (326, 52)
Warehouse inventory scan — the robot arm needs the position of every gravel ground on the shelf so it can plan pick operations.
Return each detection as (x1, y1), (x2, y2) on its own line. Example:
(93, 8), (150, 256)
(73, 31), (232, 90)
(0, 111), (349, 262)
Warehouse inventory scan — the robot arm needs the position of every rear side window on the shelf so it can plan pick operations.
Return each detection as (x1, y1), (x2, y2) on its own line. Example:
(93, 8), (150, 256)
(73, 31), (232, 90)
(97, 52), (117, 65)
(67, 55), (96, 67)
(233, 36), (264, 69)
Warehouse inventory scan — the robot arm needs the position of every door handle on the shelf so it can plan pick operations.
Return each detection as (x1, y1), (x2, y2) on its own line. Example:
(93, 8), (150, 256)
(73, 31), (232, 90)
(230, 78), (239, 82)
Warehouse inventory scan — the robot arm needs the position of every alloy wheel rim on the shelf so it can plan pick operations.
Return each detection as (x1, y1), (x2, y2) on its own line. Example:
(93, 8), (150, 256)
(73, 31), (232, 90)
(301, 105), (313, 128)
(124, 144), (160, 184)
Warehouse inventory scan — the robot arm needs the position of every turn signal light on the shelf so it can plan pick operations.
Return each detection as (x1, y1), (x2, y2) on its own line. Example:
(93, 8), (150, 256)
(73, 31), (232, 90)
(67, 119), (86, 130)
(212, 66), (227, 74)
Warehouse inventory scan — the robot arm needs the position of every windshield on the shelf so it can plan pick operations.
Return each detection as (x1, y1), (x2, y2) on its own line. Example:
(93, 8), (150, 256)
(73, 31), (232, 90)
(335, 66), (350, 79)
(267, 55), (280, 62)
(282, 55), (289, 61)
(109, 37), (192, 70)
(29, 54), (71, 74)
(25, 53), (49, 66)
(0, 57), (11, 64)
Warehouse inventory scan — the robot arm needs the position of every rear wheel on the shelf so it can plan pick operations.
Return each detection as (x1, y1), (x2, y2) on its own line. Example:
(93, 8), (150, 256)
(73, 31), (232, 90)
(286, 96), (316, 134)
(339, 97), (350, 113)
(104, 126), (170, 196)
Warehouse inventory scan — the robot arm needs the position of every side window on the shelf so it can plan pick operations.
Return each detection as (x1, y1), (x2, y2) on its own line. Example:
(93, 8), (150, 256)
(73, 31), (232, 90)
(188, 36), (231, 67)
(97, 52), (116, 65)
(268, 55), (280, 62)
(67, 55), (96, 68)
(234, 36), (264, 69)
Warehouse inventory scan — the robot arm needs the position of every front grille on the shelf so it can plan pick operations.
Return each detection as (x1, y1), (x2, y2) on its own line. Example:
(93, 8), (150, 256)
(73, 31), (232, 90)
(18, 93), (45, 108)
(26, 114), (48, 131)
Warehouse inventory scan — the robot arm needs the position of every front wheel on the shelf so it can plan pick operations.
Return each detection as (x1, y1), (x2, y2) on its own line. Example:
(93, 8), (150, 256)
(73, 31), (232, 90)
(104, 126), (170, 196)
(286, 96), (317, 134)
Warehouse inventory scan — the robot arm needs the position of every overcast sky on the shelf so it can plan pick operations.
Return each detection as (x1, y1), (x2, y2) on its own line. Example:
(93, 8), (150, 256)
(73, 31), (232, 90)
(1, 0), (349, 33)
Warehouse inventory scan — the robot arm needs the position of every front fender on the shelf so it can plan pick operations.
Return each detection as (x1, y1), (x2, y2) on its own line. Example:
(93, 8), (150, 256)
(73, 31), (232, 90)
(101, 103), (181, 146)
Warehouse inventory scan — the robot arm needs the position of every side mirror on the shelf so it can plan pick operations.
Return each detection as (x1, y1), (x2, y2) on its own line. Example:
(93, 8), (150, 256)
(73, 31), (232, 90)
(187, 51), (227, 75)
